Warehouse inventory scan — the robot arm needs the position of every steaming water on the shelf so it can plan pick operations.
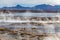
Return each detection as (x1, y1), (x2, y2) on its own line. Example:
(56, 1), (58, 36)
(0, 12), (60, 34)
(0, 12), (60, 40)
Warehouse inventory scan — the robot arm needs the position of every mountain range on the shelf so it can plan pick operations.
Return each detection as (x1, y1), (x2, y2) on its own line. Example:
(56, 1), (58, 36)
(0, 4), (60, 11)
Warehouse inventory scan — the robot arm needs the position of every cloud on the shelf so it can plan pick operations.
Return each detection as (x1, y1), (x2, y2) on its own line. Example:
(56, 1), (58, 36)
(0, 0), (60, 7)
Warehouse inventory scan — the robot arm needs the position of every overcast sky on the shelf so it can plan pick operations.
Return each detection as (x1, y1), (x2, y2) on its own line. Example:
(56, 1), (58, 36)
(0, 0), (60, 7)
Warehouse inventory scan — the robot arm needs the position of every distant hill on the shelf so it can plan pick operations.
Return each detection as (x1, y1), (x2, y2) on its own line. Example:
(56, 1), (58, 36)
(33, 4), (55, 10)
(0, 4), (60, 11)
(0, 5), (31, 10)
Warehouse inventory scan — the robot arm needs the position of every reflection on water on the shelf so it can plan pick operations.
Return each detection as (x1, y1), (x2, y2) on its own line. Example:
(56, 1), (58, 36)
(0, 13), (60, 17)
